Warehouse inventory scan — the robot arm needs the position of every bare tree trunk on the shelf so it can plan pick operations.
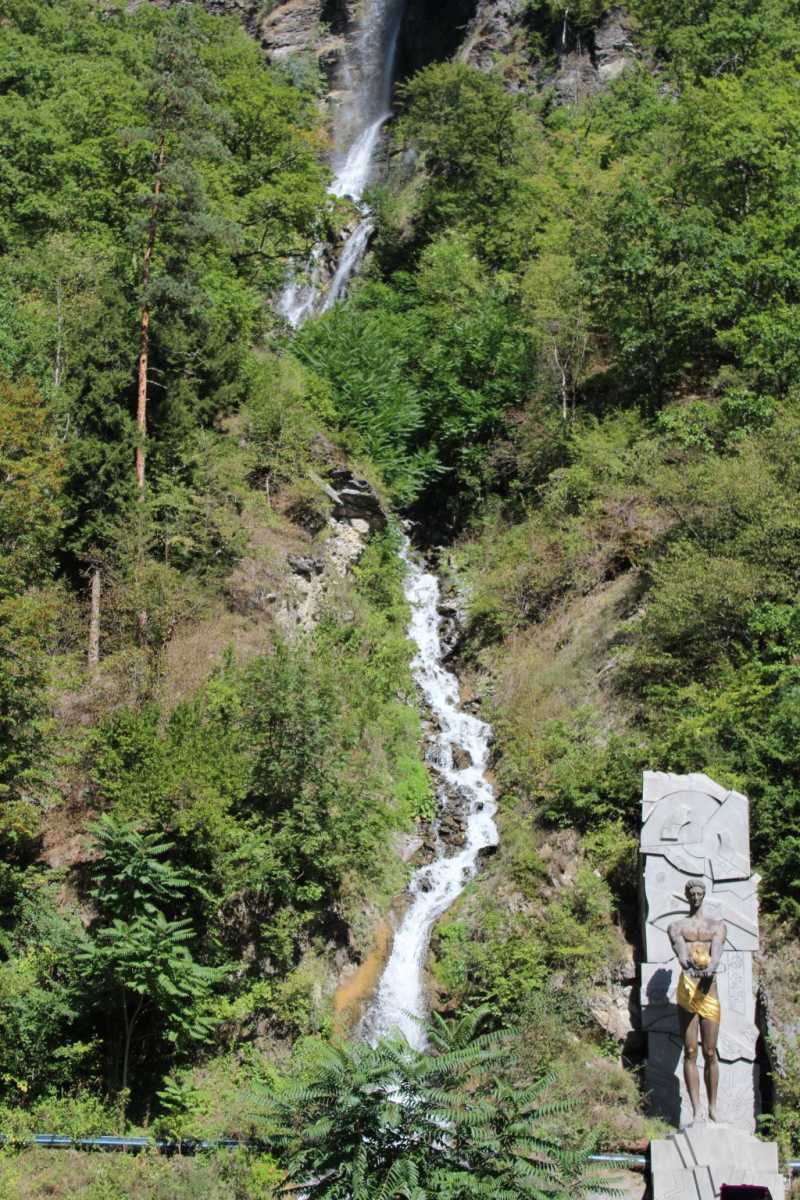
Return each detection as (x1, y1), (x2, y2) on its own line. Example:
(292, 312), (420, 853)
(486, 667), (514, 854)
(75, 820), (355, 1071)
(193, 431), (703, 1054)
(554, 344), (570, 422)
(54, 278), (64, 393)
(120, 990), (144, 1129)
(88, 567), (101, 673)
(135, 134), (166, 494)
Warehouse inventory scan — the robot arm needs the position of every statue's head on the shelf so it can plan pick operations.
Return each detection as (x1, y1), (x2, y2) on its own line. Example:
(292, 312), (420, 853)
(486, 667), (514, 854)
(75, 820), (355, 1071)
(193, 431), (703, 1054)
(685, 879), (706, 905)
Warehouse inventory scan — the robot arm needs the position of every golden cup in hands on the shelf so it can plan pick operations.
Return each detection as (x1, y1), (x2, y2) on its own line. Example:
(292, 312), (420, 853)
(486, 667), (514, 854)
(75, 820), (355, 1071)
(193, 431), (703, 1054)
(691, 945), (711, 970)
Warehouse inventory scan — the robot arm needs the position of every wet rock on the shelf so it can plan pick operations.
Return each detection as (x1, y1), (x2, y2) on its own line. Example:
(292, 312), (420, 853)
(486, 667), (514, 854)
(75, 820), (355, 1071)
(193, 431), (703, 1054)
(399, 0), (477, 74)
(439, 616), (462, 661)
(451, 745), (472, 771)
(437, 776), (471, 812)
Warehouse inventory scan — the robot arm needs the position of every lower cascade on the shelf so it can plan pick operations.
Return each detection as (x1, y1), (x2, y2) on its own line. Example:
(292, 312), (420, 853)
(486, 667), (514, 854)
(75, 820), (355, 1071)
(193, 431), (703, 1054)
(363, 542), (498, 1048)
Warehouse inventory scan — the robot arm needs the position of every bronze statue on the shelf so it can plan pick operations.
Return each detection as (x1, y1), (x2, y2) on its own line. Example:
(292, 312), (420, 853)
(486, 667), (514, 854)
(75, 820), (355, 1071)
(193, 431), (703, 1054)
(668, 879), (726, 1124)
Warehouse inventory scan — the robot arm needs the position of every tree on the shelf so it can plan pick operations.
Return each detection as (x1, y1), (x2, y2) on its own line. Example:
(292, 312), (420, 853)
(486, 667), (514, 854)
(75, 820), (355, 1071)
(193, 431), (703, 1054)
(134, 6), (225, 494)
(79, 910), (223, 1104)
(78, 815), (225, 1112)
(0, 375), (63, 595)
(0, 376), (63, 831)
(268, 1009), (613, 1200)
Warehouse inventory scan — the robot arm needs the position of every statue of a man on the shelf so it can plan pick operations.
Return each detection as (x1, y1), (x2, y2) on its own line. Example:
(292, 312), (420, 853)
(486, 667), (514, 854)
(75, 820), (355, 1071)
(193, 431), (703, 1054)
(668, 879), (726, 1123)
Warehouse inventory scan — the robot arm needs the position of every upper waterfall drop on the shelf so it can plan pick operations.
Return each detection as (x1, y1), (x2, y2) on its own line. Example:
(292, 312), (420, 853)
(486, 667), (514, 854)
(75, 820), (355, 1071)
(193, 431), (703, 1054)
(276, 0), (407, 327)
(362, 542), (499, 1049)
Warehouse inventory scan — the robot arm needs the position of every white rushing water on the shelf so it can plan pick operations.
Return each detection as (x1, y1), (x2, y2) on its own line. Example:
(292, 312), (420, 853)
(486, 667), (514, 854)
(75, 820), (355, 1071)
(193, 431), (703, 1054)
(277, 0), (405, 326)
(364, 544), (499, 1049)
(278, 3), (499, 1046)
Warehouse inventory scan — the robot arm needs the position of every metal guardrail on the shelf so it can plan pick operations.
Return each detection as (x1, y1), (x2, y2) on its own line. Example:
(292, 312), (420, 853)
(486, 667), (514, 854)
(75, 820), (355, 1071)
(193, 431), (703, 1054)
(0, 1135), (248, 1153)
(0, 1136), (797, 1176)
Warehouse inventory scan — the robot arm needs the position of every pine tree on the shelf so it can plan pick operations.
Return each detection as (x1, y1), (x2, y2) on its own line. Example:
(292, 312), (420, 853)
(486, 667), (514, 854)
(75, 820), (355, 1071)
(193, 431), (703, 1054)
(134, 6), (225, 493)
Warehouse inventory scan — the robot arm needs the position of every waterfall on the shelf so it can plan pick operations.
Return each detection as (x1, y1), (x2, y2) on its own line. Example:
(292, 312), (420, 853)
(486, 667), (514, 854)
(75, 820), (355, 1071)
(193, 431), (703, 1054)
(362, 543), (499, 1049)
(276, 0), (406, 327)
(279, 7), (498, 1045)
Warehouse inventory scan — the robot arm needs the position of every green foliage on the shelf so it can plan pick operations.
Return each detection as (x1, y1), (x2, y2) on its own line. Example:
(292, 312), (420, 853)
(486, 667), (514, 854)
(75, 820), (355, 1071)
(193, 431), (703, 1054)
(295, 304), (438, 505)
(0, 0), (326, 559)
(629, 0), (800, 81)
(0, 376), (63, 594)
(433, 846), (620, 1024)
(267, 1012), (612, 1199)
(75, 813), (227, 1103)
(87, 815), (207, 922)
(0, 376), (64, 825)
(0, 877), (88, 1104)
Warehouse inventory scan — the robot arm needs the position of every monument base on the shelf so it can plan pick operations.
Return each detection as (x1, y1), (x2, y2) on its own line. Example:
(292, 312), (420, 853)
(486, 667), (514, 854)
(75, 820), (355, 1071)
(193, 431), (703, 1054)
(650, 1125), (785, 1199)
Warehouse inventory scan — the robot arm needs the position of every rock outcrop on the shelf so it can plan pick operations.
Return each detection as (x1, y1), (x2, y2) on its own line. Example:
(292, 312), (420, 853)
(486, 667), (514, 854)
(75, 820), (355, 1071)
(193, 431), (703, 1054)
(456, 1), (636, 100)
(259, 0), (350, 80)
(397, 0), (479, 77)
(227, 468), (387, 633)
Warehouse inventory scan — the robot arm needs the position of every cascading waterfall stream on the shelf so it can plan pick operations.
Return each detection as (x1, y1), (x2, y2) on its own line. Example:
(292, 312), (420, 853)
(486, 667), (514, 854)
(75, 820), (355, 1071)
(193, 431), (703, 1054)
(277, 0), (406, 326)
(279, 3), (500, 1043)
(363, 543), (499, 1049)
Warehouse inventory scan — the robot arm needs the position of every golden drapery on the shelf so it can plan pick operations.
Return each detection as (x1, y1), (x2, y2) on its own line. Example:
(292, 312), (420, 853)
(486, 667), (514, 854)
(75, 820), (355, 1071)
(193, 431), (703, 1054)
(677, 971), (721, 1024)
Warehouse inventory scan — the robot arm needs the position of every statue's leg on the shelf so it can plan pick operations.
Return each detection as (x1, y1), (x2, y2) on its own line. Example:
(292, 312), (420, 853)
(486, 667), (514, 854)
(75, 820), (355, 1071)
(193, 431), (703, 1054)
(701, 1015), (720, 1121)
(679, 1007), (700, 1122)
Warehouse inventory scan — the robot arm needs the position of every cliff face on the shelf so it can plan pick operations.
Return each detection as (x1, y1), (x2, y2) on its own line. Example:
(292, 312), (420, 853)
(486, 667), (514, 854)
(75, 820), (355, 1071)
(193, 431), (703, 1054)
(185, 0), (636, 104)
(258, 0), (350, 77)
(456, 1), (636, 99)
(175, 0), (354, 86)
(396, 0), (479, 77)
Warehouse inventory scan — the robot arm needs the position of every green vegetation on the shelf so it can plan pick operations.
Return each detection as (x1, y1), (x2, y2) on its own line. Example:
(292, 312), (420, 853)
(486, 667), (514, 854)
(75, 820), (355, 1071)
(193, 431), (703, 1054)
(4, 0), (800, 1187)
(289, 0), (800, 1157)
(0, 1012), (613, 1200)
(269, 1008), (613, 1200)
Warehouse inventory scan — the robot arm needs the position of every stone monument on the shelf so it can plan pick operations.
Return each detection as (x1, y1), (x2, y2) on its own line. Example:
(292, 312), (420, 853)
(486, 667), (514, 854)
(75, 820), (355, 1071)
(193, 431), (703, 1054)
(640, 772), (785, 1200)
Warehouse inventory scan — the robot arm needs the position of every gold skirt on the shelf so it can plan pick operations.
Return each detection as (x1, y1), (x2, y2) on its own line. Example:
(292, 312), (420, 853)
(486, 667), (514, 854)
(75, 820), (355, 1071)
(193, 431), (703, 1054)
(677, 971), (720, 1024)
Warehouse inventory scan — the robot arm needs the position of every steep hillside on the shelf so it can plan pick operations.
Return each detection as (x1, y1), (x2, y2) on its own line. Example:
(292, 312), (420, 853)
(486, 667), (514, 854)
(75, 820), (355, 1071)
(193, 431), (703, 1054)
(3, 1), (800, 1197)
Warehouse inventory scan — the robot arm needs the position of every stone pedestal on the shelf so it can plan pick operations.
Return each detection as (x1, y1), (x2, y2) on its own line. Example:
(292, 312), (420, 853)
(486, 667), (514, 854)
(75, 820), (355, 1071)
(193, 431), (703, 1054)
(639, 772), (761, 1130)
(650, 1125), (785, 1199)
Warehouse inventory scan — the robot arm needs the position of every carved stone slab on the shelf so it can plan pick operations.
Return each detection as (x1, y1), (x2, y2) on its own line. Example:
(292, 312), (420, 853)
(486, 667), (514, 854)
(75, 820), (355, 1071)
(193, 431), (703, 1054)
(650, 1124), (785, 1199)
(640, 772), (761, 1131)
(642, 856), (760, 961)
(645, 1031), (760, 1129)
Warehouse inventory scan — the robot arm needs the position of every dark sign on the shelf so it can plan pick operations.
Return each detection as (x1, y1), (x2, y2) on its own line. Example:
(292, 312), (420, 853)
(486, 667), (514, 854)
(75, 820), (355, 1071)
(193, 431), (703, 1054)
(719, 1187), (773, 1199)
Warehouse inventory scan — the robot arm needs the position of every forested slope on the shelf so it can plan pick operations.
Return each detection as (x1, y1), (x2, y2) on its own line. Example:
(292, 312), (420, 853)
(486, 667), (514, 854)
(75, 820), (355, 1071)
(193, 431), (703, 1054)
(2, 0), (800, 1196)
(286, 0), (800, 1157)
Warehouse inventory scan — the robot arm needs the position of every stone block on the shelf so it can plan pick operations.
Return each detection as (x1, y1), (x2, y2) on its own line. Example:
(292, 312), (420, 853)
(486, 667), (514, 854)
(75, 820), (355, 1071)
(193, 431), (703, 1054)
(650, 1126), (784, 1199)
(645, 1031), (760, 1129)
(641, 773), (751, 884)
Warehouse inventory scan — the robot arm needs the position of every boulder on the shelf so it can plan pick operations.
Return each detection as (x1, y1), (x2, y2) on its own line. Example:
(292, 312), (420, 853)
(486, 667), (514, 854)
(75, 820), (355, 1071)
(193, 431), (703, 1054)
(328, 468), (387, 531)
(287, 554), (325, 579)
(451, 745), (473, 771)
